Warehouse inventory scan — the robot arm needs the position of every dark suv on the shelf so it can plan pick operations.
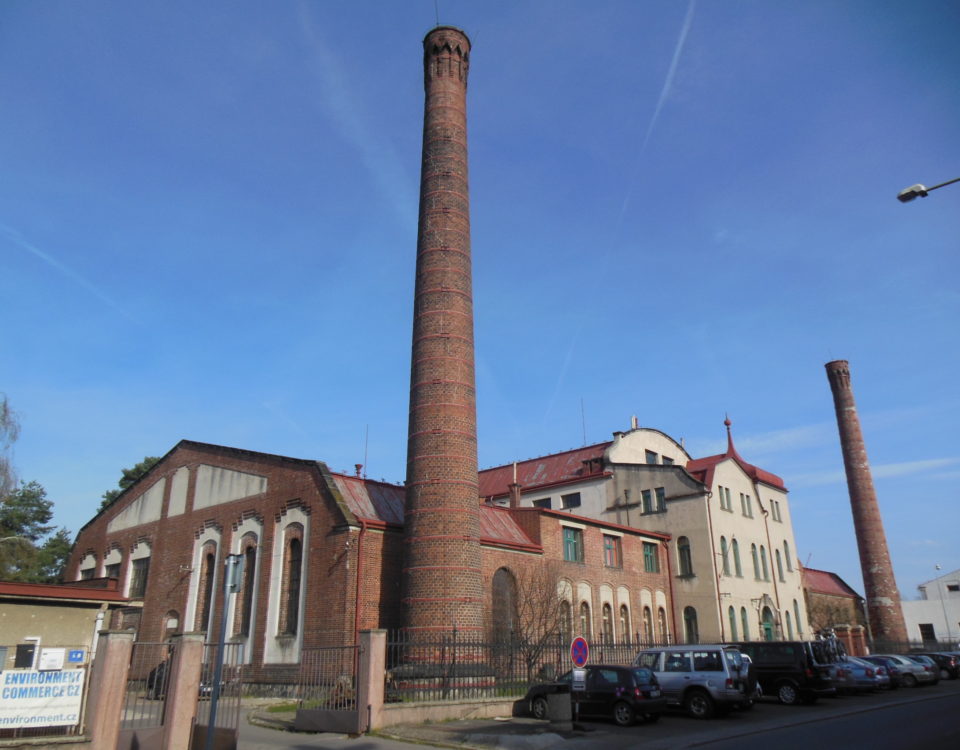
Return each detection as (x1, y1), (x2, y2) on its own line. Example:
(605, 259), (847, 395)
(734, 641), (840, 705)
(524, 664), (667, 726)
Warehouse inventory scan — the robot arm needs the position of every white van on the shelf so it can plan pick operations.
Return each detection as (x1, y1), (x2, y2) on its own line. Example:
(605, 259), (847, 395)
(633, 644), (751, 718)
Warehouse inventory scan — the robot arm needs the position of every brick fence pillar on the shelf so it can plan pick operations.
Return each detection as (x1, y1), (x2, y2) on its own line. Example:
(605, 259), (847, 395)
(161, 632), (205, 750)
(87, 629), (135, 750)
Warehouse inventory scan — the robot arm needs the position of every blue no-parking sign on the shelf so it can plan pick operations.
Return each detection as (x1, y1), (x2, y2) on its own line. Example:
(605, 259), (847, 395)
(570, 636), (589, 667)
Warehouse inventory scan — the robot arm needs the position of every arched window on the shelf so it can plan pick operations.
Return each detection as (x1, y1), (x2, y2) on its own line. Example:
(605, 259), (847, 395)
(678, 537), (693, 576)
(720, 537), (730, 576)
(619, 605), (630, 642)
(601, 603), (614, 642)
(281, 534), (303, 635)
(775, 550), (785, 582)
(785, 610), (793, 639)
(492, 568), (518, 641)
(236, 536), (258, 637)
(197, 543), (217, 632)
(784, 541), (793, 571)
(560, 600), (572, 641)
(728, 606), (738, 641)
(741, 607), (750, 641)
(642, 606), (653, 642)
(761, 606), (775, 641)
(751, 544), (760, 580)
(793, 599), (803, 634)
(657, 607), (668, 642)
(579, 602), (591, 639)
(683, 606), (699, 644)
(732, 539), (742, 577)
(760, 545), (769, 581)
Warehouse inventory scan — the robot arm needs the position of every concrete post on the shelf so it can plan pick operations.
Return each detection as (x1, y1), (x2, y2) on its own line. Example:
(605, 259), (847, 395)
(358, 630), (387, 731)
(161, 632), (205, 750)
(87, 629), (135, 750)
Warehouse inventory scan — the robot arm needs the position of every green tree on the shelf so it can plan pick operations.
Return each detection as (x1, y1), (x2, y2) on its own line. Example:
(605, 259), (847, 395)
(0, 480), (72, 582)
(99, 456), (161, 511)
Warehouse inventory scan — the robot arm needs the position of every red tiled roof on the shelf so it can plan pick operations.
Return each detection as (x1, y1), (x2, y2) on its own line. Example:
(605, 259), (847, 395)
(0, 580), (131, 604)
(802, 567), (862, 598)
(686, 421), (786, 491)
(329, 474), (537, 551)
(478, 442), (611, 498)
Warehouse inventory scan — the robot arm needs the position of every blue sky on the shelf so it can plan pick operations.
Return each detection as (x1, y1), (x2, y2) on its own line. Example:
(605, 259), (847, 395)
(2, 1), (958, 602)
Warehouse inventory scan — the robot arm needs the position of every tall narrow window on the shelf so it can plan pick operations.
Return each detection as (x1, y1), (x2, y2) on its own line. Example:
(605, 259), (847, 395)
(282, 537), (302, 635)
(642, 606), (653, 642)
(751, 544), (760, 579)
(775, 550), (785, 582)
(603, 535), (622, 567)
(643, 542), (660, 573)
(741, 607), (750, 641)
(683, 606), (699, 644)
(129, 557), (151, 598)
(760, 545), (769, 581)
(560, 601), (572, 641)
(720, 537), (730, 576)
(655, 487), (666, 511)
(563, 527), (584, 562)
(579, 602), (591, 638)
(491, 568), (518, 641)
(784, 540), (793, 571)
(793, 599), (803, 634)
(657, 607), (668, 642)
(785, 610), (793, 639)
(198, 547), (217, 631)
(728, 606), (738, 641)
(236, 541), (257, 637)
(732, 539), (743, 577)
(678, 537), (693, 577)
(602, 603), (614, 642)
(619, 605), (630, 642)
(641, 489), (652, 514)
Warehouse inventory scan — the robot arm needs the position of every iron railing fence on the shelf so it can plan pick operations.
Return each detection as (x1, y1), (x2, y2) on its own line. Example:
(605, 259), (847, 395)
(296, 645), (360, 711)
(0, 643), (90, 740)
(195, 642), (245, 730)
(120, 641), (174, 730)
(384, 630), (673, 703)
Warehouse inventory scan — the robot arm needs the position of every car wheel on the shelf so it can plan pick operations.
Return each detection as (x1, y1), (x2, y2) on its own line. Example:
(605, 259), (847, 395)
(777, 682), (800, 706)
(531, 696), (548, 720)
(643, 712), (661, 724)
(685, 689), (715, 719)
(901, 674), (917, 688)
(613, 700), (635, 727)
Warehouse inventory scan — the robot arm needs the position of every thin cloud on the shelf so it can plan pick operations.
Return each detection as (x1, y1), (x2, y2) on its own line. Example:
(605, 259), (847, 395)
(792, 456), (960, 487)
(1, 223), (138, 323)
(296, 3), (416, 232)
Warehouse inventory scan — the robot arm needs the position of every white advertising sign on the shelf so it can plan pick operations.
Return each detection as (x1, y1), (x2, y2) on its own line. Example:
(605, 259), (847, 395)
(0, 669), (85, 729)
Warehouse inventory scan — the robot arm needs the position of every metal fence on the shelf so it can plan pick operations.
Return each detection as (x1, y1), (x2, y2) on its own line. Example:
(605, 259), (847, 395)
(0, 642), (90, 740)
(120, 641), (174, 730)
(384, 631), (672, 703)
(297, 645), (360, 711)
(195, 642), (245, 731)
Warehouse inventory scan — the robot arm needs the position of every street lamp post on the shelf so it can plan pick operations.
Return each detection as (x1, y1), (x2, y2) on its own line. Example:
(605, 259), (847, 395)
(935, 565), (951, 645)
(897, 176), (960, 203)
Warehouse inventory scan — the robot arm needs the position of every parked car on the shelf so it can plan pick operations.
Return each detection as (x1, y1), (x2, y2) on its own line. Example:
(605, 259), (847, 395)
(524, 664), (667, 726)
(824, 662), (856, 695)
(844, 656), (886, 692)
(634, 644), (752, 718)
(733, 640), (840, 705)
(914, 652), (959, 680)
(903, 654), (940, 685)
(871, 654), (935, 687)
(860, 655), (901, 689)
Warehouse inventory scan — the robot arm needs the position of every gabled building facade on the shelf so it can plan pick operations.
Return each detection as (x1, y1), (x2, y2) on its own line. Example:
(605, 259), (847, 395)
(66, 439), (673, 688)
(479, 419), (811, 645)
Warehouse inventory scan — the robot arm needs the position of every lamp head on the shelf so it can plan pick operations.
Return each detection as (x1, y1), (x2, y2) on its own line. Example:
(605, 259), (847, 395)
(897, 184), (929, 203)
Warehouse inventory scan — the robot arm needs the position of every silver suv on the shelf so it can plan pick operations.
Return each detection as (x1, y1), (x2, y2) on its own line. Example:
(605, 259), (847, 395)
(634, 645), (751, 718)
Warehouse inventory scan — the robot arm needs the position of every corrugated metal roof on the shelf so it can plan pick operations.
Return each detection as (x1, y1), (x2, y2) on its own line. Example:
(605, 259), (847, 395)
(478, 442), (611, 498)
(329, 474), (537, 550)
(802, 567), (862, 598)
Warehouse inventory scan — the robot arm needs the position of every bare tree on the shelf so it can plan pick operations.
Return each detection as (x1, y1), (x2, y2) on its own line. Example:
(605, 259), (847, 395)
(806, 596), (860, 633)
(1, 394), (20, 499)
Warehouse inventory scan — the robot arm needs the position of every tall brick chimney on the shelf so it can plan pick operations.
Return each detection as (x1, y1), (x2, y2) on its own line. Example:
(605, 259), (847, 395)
(825, 360), (908, 644)
(402, 26), (483, 635)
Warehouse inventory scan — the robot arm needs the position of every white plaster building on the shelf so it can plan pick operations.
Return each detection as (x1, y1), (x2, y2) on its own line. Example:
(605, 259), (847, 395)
(479, 418), (810, 644)
(902, 567), (960, 646)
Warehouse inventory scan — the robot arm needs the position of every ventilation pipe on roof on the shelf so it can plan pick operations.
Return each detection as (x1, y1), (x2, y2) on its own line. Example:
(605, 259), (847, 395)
(631, 415), (639, 430)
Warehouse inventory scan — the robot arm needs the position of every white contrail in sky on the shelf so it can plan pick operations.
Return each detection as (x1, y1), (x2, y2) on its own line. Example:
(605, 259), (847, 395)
(640, 0), (696, 154)
(1, 223), (137, 322)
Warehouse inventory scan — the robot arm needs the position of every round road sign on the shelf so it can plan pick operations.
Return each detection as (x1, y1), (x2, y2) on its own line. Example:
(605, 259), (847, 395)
(571, 636), (589, 667)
